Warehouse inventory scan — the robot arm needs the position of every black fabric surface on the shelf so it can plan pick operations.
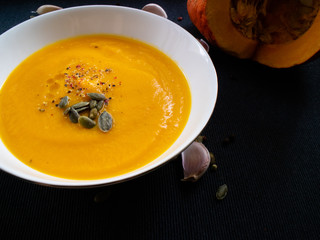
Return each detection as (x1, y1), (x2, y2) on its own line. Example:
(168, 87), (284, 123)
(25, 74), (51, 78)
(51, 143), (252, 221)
(1, 1), (320, 239)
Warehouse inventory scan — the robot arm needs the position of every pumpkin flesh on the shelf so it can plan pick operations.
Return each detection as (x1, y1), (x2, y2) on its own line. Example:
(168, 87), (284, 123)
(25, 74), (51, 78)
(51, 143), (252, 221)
(188, 0), (320, 67)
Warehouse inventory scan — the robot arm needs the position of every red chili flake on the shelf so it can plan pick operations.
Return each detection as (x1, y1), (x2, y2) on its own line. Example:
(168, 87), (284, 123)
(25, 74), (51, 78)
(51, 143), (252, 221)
(76, 65), (81, 68)
(114, 76), (117, 79)
(119, 81), (122, 85)
(177, 16), (183, 21)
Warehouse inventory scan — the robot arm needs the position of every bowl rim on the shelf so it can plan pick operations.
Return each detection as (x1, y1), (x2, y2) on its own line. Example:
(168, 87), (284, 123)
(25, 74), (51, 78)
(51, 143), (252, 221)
(0, 5), (218, 188)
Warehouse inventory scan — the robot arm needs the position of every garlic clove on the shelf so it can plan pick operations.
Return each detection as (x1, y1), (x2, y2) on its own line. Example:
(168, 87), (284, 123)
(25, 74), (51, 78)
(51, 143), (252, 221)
(36, 5), (62, 15)
(198, 39), (210, 53)
(142, 3), (168, 19)
(181, 141), (210, 182)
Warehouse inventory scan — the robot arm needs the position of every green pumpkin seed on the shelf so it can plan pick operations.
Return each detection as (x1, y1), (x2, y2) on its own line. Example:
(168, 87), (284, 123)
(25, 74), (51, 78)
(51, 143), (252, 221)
(58, 96), (69, 108)
(75, 106), (89, 113)
(211, 164), (218, 171)
(216, 184), (228, 200)
(69, 107), (80, 123)
(96, 100), (105, 111)
(89, 108), (98, 120)
(72, 101), (90, 109)
(87, 93), (106, 101)
(98, 111), (113, 132)
(89, 100), (97, 109)
(79, 116), (96, 129)
(63, 107), (71, 115)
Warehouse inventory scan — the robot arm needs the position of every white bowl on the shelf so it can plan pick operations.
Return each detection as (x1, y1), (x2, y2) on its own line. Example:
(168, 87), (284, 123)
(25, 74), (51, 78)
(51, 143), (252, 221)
(0, 5), (218, 187)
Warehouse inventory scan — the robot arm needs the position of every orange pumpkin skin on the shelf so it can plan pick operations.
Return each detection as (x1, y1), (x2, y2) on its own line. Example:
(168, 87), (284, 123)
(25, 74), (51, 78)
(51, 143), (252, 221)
(187, 0), (320, 68)
(187, 0), (215, 44)
(187, 0), (257, 59)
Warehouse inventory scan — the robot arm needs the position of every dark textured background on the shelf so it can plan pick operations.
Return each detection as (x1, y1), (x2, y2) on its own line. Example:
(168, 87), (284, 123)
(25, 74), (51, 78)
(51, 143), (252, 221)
(1, 1), (320, 239)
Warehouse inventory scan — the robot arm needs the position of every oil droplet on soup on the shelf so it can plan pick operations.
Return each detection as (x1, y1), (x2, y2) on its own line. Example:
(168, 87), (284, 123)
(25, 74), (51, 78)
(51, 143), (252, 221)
(0, 34), (191, 180)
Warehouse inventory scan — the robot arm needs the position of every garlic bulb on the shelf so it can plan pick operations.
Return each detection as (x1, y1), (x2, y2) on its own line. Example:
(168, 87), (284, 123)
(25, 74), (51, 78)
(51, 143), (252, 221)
(142, 3), (168, 19)
(198, 39), (210, 52)
(181, 141), (210, 182)
(36, 5), (62, 15)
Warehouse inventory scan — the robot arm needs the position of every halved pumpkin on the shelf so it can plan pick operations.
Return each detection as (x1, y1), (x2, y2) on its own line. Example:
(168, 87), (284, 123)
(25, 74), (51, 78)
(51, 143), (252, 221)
(188, 0), (320, 68)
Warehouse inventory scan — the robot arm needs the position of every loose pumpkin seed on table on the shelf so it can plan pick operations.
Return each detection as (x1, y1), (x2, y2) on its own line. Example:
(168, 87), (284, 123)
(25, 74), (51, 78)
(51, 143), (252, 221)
(216, 184), (228, 200)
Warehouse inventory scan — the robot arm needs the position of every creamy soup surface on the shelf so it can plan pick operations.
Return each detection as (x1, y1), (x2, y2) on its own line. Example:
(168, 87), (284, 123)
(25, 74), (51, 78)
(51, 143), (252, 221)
(0, 35), (191, 180)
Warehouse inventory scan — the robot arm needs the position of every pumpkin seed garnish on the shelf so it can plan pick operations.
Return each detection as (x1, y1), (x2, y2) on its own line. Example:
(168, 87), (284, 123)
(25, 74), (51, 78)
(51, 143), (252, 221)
(71, 101), (90, 109)
(63, 107), (71, 115)
(216, 184), (228, 200)
(89, 108), (98, 120)
(98, 111), (113, 132)
(79, 116), (96, 129)
(58, 94), (113, 132)
(89, 100), (97, 109)
(58, 96), (69, 108)
(96, 100), (105, 111)
(69, 107), (80, 123)
(75, 106), (89, 113)
(87, 93), (106, 101)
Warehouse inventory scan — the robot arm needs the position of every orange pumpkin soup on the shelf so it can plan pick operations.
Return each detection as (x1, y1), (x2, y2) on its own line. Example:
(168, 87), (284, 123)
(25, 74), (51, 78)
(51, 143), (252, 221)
(0, 35), (191, 180)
